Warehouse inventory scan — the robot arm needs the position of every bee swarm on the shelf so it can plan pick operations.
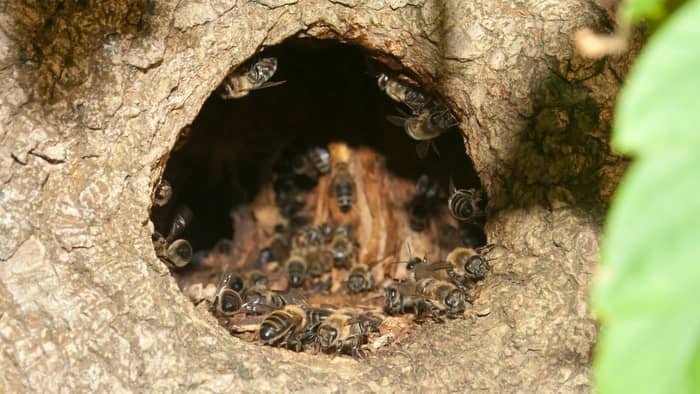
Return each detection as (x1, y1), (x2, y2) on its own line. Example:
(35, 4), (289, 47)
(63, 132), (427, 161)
(150, 39), (491, 360)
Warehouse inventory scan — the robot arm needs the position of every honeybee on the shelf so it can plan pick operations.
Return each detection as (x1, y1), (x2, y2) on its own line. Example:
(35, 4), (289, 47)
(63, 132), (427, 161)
(386, 108), (458, 158)
(291, 224), (323, 250)
(166, 204), (193, 242)
(269, 224), (290, 263)
(306, 247), (332, 278)
(316, 310), (373, 359)
(330, 162), (356, 213)
(241, 285), (292, 315)
(213, 275), (244, 317)
(259, 306), (333, 351)
(408, 256), (453, 282)
(416, 278), (467, 320)
(445, 246), (490, 285)
(377, 73), (428, 115)
(222, 269), (269, 293)
(152, 229), (190, 268)
(345, 263), (374, 293)
(316, 222), (334, 244)
(259, 305), (306, 348)
(407, 174), (441, 232)
(291, 146), (331, 180)
(330, 223), (358, 268)
(384, 281), (428, 317)
(219, 57), (286, 99)
(164, 239), (193, 268)
(285, 254), (308, 288)
(306, 146), (331, 175)
(447, 184), (487, 224)
(252, 247), (274, 269)
(154, 179), (173, 206)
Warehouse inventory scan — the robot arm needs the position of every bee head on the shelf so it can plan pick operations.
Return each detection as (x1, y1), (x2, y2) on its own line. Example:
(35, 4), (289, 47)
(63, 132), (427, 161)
(318, 325), (338, 348)
(445, 289), (466, 316)
(347, 271), (368, 293)
(464, 255), (488, 279)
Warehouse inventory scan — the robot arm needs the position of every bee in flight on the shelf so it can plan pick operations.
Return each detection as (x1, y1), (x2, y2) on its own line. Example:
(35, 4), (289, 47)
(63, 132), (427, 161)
(219, 57), (286, 99)
(386, 107), (458, 159)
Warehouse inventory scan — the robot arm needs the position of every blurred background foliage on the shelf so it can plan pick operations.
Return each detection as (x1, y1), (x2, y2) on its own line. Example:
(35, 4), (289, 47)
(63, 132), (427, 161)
(593, 0), (700, 393)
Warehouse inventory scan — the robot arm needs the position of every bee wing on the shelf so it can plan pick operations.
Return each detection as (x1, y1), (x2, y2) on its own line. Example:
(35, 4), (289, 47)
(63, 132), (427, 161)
(252, 79), (287, 91)
(413, 261), (453, 280)
(385, 115), (407, 127)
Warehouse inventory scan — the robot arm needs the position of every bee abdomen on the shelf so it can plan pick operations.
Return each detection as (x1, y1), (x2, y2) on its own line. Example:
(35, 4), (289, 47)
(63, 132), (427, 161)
(448, 189), (476, 221)
(335, 183), (355, 212)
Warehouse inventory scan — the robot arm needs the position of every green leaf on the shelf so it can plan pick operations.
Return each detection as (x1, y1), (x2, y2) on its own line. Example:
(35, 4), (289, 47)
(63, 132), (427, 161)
(613, 0), (700, 156)
(594, 151), (700, 393)
(622, 0), (667, 22)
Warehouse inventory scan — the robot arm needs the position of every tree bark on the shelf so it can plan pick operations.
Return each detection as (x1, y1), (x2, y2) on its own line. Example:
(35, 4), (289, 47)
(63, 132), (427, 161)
(0, 0), (634, 391)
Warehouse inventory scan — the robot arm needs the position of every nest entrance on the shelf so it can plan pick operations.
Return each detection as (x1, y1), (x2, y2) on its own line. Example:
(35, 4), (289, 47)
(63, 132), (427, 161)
(151, 38), (486, 353)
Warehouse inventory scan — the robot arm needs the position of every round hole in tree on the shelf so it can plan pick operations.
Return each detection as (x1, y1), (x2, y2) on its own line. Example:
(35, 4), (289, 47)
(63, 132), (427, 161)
(150, 38), (488, 357)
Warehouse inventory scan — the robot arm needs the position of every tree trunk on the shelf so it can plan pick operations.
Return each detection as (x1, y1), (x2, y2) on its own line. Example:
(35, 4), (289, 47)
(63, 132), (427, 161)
(0, 0), (634, 391)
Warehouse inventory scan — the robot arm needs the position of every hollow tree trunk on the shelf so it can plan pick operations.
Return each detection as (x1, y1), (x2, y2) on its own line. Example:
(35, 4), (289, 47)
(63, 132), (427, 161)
(0, 0), (634, 391)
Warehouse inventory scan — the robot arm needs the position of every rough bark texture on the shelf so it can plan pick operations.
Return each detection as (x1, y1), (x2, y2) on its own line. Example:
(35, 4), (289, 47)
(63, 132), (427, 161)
(0, 0), (635, 391)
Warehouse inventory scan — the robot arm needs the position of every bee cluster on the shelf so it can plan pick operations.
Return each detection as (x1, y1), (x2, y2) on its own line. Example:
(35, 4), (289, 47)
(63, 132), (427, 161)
(152, 55), (493, 360)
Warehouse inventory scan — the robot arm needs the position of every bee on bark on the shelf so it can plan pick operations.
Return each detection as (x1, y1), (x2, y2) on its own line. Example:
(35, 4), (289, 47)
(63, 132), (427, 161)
(166, 205), (193, 242)
(345, 263), (375, 293)
(383, 280), (429, 317)
(377, 73), (428, 115)
(447, 182), (487, 224)
(154, 179), (173, 207)
(329, 162), (356, 213)
(163, 239), (193, 268)
(315, 310), (374, 359)
(408, 256), (453, 282)
(416, 277), (467, 320)
(258, 305), (306, 348)
(219, 57), (286, 99)
(259, 306), (333, 351)
(330, 223), (358, 268)
(153, 205), (194, 268)
(445, 246), (491, 286)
